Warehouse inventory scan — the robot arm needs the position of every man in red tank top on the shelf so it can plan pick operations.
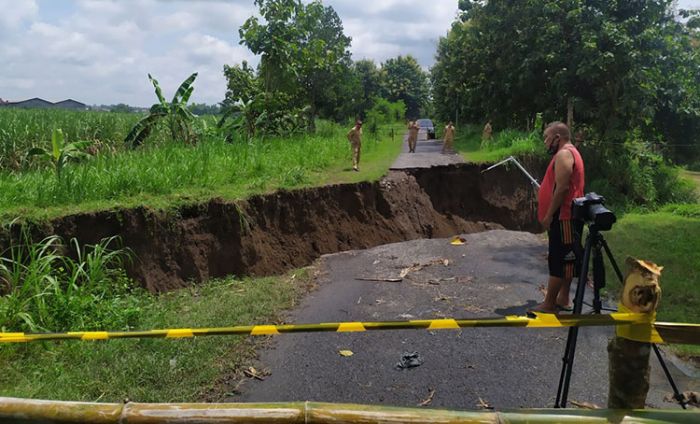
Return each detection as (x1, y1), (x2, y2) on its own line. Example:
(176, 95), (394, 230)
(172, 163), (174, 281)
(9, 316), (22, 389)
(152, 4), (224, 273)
(531, 122), (585, 314)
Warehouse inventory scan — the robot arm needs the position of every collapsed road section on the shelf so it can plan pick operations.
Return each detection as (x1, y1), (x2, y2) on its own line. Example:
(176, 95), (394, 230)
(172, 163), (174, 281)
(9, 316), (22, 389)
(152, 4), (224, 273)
(1, 163), (541, 292)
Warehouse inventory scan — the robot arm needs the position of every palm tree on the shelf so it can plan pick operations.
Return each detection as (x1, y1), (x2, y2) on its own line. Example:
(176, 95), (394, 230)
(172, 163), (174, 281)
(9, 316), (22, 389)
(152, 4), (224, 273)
(125, 72), (198, 147)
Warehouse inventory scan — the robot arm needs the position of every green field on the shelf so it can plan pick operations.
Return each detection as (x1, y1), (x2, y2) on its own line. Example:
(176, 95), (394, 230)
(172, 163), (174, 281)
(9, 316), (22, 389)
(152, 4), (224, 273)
(0, 109), (404, 223)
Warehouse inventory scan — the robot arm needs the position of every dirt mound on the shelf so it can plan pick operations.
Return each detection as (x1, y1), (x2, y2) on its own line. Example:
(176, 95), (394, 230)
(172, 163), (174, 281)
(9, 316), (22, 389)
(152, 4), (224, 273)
(1, 165), (538, 292)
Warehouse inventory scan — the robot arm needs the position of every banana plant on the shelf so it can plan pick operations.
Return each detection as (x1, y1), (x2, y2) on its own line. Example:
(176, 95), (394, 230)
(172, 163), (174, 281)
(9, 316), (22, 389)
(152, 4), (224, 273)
(125, 72), (198, 147)
(26, 129), (92, 178)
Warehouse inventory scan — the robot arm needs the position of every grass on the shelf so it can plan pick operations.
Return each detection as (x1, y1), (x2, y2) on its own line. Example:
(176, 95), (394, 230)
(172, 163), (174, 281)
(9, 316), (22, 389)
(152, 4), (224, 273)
(452, 124), (544, 163)
(0, 269), (314, 402)
(603, 208), (700, 355)
(0, 108), (142, 171)
(681, 170), (700, 197)
(0, 122), (404, 224)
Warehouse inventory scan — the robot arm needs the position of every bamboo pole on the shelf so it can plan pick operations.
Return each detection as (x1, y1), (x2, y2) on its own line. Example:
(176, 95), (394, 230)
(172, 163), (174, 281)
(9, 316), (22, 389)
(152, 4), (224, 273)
(0, 398), (697, 424)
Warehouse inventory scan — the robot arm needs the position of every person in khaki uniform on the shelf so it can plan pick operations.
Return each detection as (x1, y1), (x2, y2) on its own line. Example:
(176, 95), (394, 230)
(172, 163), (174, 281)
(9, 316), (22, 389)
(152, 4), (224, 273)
(347, 120), (362, 171)
(408, 120), (419, 153)
(481, 120), (493, 148)
(442, 121), (456, 154)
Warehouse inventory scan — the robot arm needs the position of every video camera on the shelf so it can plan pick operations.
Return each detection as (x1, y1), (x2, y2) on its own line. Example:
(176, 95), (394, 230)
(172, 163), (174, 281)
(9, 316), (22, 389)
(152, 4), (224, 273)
(572, 192), (616, 231)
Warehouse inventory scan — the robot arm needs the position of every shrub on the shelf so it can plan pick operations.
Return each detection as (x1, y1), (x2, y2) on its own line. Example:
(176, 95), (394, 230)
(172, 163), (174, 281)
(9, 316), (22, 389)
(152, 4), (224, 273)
(659, 203), (700, 218)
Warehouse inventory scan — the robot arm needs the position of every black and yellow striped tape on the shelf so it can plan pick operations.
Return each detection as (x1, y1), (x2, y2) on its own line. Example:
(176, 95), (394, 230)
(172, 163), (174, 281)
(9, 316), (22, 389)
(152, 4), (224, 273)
(1, 312), (697, 344)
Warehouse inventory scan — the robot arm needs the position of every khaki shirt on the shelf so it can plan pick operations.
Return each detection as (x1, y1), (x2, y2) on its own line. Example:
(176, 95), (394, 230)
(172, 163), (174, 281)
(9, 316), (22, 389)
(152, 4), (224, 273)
(347, 127), (362, 145)
(444, 125), (455, 142)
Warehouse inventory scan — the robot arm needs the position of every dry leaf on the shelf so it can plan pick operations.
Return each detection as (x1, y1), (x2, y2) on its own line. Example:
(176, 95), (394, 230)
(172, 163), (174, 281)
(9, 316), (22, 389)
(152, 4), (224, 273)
(339, 350), (354, 357)
(418, 389), (436, 406)
(243, 367), (265, 381)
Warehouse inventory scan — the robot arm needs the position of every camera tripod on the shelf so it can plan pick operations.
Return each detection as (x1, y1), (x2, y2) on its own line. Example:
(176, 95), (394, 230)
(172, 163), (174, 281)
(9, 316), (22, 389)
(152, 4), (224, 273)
(554, 223), (687, 409)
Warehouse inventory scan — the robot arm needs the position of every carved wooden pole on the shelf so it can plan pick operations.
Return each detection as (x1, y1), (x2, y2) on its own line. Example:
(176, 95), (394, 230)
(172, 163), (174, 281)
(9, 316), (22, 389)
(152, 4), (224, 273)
(608, 257), (663, 409)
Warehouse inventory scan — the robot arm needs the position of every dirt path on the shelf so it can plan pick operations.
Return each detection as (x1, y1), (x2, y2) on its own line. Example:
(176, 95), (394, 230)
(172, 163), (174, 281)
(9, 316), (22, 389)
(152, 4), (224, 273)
(234, 232), (696, 409)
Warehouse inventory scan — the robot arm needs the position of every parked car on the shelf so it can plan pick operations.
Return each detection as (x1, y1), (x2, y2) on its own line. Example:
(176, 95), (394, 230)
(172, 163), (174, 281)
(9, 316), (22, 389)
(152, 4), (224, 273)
(416, 119), (435, 139)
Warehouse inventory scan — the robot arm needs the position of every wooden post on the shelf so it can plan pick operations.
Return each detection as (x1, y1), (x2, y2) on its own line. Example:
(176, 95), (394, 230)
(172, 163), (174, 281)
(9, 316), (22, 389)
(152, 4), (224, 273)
(608, 257), (663, 409)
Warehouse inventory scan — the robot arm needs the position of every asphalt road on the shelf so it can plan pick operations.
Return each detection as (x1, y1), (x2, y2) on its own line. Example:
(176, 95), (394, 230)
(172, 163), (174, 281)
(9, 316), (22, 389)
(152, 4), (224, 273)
(390, 130), (465, 169)
(236, 231), (697, 410)
(235, 133), (697, 410)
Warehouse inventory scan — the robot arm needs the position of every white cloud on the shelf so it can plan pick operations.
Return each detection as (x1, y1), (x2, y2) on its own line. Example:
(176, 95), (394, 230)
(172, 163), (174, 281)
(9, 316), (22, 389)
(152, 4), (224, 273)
(0, 0), (458, 105)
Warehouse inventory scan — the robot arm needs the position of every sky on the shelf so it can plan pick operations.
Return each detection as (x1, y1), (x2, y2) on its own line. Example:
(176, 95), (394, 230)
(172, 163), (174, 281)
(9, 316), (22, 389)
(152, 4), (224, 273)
(0, 0), (461, 107)
(1, 0), (699, 107)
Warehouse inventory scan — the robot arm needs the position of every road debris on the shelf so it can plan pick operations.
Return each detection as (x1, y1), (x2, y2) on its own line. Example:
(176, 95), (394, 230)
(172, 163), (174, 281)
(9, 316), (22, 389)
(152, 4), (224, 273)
(418, 388), (436, 406)
(570, 400), (600, 409)
(396, 352), (423, 370)
(451, 236), (467, 245)
(477, 397), (494, 410)
(664, 391), (699, 407)
(243, 367), (267, 381)
(355, 276), (403, 282)
(339, 350), (354, 357)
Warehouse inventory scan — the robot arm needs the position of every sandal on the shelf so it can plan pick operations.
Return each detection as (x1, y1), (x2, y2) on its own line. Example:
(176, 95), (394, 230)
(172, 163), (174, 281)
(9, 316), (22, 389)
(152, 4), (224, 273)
(527, 305), (558, 315)
(556, 304), (573, 312)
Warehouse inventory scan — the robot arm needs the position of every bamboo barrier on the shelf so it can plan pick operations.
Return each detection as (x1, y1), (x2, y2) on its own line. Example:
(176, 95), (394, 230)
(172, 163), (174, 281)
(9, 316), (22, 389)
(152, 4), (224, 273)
(0, 398), (698, 423)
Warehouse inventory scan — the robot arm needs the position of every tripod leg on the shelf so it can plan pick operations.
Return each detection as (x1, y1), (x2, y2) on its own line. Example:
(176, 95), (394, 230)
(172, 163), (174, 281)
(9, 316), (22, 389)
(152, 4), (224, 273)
(600, 238), (624, 284)
(652, 344), (687, 409)
(555, 230), (594, 407)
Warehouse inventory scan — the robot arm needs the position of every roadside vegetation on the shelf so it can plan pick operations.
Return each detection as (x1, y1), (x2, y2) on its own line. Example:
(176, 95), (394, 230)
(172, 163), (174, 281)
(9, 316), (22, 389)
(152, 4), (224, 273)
(0, 244), (312, 401)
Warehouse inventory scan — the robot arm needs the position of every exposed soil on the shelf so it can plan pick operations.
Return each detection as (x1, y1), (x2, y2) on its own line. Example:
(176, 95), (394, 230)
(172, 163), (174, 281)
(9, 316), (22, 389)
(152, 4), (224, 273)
(0, 163), (540, 292)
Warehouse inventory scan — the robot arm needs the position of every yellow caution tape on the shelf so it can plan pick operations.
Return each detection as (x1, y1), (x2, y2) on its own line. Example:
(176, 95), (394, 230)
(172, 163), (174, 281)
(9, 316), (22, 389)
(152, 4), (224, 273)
(615, 303), (663, 344)
(0, 313), (696, 344)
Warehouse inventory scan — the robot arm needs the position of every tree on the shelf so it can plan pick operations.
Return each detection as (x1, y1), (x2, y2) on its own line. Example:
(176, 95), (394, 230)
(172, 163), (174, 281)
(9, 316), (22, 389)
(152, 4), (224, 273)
(381, 55), (429, 119)
(237, 0), (353, 125)
(352, 59), (383, 118)
(433, 0), (700, 161)
(238, 0), (303, 94)
(125, 73), (198, 147)
(110, 103), (134, 113)
(188, 103), (220, 116)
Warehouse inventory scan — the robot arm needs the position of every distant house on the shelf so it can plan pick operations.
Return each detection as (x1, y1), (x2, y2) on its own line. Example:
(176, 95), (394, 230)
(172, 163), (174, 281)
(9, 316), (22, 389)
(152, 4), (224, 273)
(54, 99), (88, 110)
(0, 97), (88, 110)
(1, 97), (55, 109)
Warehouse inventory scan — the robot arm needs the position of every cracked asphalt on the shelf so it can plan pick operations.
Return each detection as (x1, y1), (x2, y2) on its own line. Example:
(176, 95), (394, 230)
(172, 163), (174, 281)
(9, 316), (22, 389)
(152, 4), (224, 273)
(236, 230), (698, 410)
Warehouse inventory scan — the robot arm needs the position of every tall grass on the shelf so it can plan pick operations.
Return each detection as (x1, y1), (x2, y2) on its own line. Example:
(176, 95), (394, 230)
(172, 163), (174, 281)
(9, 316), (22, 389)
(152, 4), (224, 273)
(0, 121), (401, 221)
(0, 228), (143, 332)
(0, 109), (142, 171)
(0, 270), (309, 402)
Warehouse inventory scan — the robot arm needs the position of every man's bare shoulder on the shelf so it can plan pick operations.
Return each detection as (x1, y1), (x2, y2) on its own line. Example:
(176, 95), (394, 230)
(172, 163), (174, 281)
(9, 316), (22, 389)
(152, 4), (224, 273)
(555, 146), (575, 162)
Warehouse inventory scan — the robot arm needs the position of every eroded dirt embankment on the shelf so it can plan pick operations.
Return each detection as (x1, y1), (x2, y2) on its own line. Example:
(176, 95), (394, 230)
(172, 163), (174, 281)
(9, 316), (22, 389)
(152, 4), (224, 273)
(2, 164), (539, 292)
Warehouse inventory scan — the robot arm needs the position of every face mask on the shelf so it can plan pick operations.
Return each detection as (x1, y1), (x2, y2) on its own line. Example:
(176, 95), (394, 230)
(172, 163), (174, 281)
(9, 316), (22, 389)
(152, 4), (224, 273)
(547, 136), (559, 156)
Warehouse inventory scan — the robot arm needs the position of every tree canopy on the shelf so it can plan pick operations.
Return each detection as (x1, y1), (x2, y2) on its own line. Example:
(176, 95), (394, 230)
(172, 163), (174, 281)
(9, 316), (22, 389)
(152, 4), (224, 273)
(432, 0), (700, 162)
(381, 55), (430, 119)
